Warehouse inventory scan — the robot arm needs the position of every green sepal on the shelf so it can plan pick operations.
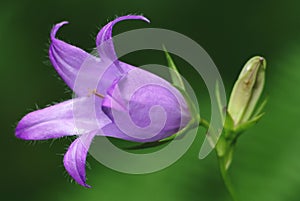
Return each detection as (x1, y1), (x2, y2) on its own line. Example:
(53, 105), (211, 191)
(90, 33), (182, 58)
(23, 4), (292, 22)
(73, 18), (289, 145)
(224, 112), (234, 131)
(234, 112), (265, 134)
(252, 96), (268, 118)
(216, 135), (228, 157)
(163, 46), (185, 90)
(215, 80), (226, 121)
(223, 146), (234, 171)
(125, 140), (170, 150)
(163, 47), (199, 121)
(175, 86), (200, 123)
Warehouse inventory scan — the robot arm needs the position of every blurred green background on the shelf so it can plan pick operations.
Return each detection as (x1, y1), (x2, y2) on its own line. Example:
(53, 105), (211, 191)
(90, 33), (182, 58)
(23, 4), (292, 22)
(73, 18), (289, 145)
(1, 0), (300, 200)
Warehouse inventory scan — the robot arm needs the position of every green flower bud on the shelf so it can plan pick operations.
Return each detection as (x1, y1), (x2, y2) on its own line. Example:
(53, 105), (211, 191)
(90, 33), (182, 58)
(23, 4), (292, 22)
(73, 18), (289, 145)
(227, 56), (266, 125)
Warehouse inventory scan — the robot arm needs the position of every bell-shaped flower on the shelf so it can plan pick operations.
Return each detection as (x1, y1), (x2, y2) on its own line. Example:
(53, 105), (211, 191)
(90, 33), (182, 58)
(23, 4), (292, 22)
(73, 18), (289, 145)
(15, 15), (191, 187)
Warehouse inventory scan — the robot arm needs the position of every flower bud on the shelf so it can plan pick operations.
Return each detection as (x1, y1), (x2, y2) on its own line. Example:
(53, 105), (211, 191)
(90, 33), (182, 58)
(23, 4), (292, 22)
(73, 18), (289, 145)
(227, 56), (266, 125)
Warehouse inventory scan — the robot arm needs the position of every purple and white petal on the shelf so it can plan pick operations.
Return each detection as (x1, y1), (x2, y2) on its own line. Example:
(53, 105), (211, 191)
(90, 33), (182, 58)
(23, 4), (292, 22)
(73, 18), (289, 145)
(63, 131), (96, 188)
(95, 15), (149, 70)
(49, 22), (90, 94)
(49, 21), (135, 96)
(49, 22), (111, 96)
(15, 97), (110, 140)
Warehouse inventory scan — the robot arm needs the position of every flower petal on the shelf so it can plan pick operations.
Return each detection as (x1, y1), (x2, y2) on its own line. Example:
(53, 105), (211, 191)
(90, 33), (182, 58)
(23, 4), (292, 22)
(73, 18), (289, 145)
(49, 22), (92, 94)
(96, 15), (150, 67)
(15, 97), (111, 140)
(50, 22), (118, 96)
(63, 131), (96, 188)
(49, 21), (136, 96)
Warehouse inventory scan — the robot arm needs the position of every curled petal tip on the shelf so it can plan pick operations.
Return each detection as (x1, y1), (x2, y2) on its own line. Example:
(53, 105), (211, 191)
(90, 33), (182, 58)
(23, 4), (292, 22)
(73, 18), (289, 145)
(15, 127), (30, 140)
(63, 132), (95, 188)
(95, 15), (151, 61)
(144, 17), (150, 23)
(81, 182), (92, 188)
(15, 125), (25, 140)
(63, 151), (90, 188)
(135, 15), (150, 23)
(15, 115), (34, 140)
(114, 15), (150, 24)
(50, 21), (69, 40)
(96, 15), (150, 44)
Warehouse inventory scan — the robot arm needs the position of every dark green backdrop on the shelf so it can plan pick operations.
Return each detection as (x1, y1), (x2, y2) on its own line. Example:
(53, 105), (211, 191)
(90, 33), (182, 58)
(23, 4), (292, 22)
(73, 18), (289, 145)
(1, 0), (300, 201)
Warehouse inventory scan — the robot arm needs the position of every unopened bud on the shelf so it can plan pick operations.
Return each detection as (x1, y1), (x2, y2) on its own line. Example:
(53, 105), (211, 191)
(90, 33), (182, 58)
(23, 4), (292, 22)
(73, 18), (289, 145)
(228, 56), (266, 125)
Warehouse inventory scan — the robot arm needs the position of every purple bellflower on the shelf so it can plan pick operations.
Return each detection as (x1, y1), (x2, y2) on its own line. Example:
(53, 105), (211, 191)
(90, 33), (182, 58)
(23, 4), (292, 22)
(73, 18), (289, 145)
(15, 15), (190, 187)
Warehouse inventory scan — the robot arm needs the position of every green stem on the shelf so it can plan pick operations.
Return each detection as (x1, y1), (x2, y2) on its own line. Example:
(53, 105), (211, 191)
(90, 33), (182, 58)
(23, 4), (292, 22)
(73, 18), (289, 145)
(217, 154), (238, 201)
(199, 118), (238, 201)
(199, 118), (210, 130)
